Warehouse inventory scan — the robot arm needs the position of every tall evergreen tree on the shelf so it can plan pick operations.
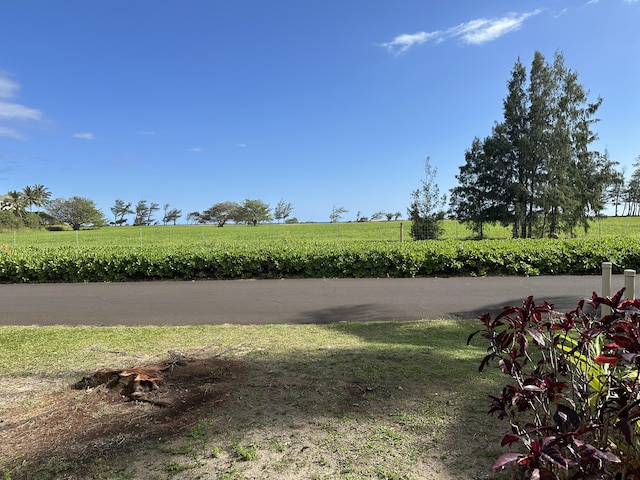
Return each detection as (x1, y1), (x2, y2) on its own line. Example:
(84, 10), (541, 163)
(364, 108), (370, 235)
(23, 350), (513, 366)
(451, 51), (616, 238)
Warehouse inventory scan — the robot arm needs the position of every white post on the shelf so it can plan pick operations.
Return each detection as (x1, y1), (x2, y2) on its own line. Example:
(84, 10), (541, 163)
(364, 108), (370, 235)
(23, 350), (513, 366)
(601, 262), (612, 317)
(624, 269), (636, 300)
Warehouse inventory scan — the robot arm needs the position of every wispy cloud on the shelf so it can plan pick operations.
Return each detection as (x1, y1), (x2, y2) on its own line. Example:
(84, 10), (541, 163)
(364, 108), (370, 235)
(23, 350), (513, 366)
(623, 0), (638, 3)
(189, 147), (204, 152)
(0, 126), (25, 140)
(0, 71), (43, 139)
(235, 143), (247, 148)
(380, 10), (542, 55)
(137, 130), (156, 136)
(72, 132), (95, 140)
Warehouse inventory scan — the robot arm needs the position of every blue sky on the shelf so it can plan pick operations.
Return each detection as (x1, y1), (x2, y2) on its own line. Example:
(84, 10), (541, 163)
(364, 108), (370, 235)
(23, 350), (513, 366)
(1, 0), (638, 223)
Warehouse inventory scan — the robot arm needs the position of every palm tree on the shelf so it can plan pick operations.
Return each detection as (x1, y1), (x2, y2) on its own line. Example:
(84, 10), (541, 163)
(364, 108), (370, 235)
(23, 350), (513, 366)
(6, 190), (26, 218)
(22, 185), (36, 212)
(21, 184), (51, 213)
(32, 184), (51, 212)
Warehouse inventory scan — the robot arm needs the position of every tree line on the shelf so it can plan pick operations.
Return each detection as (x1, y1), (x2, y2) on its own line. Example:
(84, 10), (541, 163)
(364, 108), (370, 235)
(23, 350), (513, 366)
(0, 188), (401, 231)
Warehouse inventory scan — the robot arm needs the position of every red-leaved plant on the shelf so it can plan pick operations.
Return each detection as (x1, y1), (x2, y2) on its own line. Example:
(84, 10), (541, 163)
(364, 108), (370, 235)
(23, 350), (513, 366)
(468, 288), (640, 479)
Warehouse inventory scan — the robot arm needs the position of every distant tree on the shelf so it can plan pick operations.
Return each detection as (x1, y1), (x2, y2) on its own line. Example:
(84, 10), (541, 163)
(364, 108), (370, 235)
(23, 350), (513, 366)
(408, 157), (446, 240)
(236, 199), (272, 226)
(162, 204), (182, 225)
(284, 217), (299, 224)
(624, 156), (640, 216)
(274, 199), (294, 223)
(449, 135), (511, 239)
(22, 184), (51, 213)
(6, 190), (27, 218)
(370, 211), (385, 221)
(46, 196), (106, 230)
(33, 184), (52, 212)
(186, 211), (201, 224)
(133, 200), (160, 226)
(199, 201), (241, 227)
(147, 202), (160, 225)
(329, 206), (348, 223)
(111, 199), (134, 226)
(605, 166), (625, 217)
(133, 200), (148, 226)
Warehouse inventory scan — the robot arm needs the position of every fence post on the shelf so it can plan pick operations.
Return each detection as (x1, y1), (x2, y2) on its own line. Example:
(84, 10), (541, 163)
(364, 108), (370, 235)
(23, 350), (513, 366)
(624, 269), (636, 300)
(399, 222), (403, 243)
(601, 262), (612, 318)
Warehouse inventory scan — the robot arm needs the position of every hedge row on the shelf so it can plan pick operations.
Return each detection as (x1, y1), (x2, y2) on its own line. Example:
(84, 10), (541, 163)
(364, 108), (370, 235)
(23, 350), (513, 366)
(0, 238), (639, 283)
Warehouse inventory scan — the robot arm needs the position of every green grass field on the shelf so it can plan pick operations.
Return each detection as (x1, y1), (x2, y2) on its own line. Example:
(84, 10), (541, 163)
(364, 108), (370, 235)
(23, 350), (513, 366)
(1, 216), (638, 249)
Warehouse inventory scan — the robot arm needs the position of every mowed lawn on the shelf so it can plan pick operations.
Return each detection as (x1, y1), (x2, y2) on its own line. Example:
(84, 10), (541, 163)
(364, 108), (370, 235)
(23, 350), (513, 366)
(1, 216), (638, 249)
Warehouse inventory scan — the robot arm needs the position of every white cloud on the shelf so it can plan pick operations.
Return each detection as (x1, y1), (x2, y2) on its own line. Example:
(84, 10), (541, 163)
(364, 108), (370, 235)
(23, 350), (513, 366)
(0, 75), (19, 99)
(137, 130), (156, 135)
(189, 147), (204, 152)
(380, 10), (542, 54)
(72, 132), (95, 140)
(379, 32), (438, 55)
(235, 143), (247, 148)
(623, 0), (639, 3)
(0, 71), (43, 139)
(0, 101), (43, 121)
(0, 126), (26, 140)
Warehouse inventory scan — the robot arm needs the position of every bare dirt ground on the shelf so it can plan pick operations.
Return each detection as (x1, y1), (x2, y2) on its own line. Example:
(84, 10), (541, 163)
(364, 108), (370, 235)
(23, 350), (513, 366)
(0, 346), (504, 480)
(0, 354), (246, 480)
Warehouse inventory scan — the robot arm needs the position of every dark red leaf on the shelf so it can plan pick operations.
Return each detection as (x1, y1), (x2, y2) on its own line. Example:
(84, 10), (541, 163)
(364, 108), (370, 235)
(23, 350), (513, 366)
(500, 434), (521, 447)
(479, 353), (494, 373)
(542, 445), (570, 469)
(553, 404), (581, 431)
(467, 329), (482, 346)
(594, 354), (620, 365)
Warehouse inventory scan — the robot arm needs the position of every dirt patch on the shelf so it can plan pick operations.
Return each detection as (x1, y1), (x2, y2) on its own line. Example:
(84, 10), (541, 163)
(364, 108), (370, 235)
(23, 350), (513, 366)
(0, 354), (245, 479)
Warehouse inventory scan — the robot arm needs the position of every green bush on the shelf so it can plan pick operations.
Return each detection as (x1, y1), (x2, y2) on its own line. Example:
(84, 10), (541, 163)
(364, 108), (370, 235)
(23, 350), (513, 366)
(0, 238), (639, 283)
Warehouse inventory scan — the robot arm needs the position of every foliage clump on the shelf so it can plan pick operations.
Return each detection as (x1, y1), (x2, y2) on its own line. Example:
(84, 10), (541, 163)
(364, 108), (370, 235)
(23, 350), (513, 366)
(469, 289), (640, 479)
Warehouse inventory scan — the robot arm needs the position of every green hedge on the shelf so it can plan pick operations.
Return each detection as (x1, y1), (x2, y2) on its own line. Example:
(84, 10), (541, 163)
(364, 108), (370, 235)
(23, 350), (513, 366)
(0, 238), (639, 283)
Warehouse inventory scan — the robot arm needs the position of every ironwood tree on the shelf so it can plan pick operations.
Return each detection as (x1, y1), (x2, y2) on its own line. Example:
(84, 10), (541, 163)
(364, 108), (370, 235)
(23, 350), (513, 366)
(450, 51), (620, 238)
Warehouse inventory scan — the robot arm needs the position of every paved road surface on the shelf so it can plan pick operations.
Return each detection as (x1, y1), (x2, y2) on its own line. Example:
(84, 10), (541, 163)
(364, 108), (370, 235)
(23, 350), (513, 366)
(0, 275), (626, 326)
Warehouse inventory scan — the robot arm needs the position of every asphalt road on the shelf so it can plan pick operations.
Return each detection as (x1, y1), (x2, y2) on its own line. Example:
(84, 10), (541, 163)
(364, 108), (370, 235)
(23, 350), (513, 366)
(0, 275), (627, 326)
